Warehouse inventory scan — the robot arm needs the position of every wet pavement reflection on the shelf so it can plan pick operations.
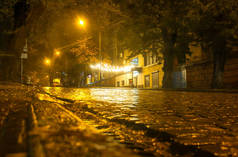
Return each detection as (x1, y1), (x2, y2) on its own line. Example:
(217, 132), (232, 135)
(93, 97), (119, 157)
(41, 87), (238, 156)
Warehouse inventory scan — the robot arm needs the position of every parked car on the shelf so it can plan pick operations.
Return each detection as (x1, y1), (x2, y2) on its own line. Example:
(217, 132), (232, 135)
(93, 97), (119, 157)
(53, 78), (61, 87)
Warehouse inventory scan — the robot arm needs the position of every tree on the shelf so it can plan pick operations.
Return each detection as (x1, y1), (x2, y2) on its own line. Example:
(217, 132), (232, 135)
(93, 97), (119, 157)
(115, 0), (238, 89)
(115, 0), (193, 88)
(0, 0), (115, 83)
(0, 0), (29, 81)
(191, 0), (238, 88)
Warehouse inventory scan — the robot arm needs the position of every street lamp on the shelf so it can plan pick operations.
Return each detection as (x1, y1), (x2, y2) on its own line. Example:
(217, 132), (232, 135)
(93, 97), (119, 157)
(79, 20), (84, 26)
(75, 17), (102, 83)
(44, 58), (51, 86)
(76, 17), (86, 28)
(44, 58), (51, 66)
(54, 50), (61, 56)
(99, 31), (102, 81)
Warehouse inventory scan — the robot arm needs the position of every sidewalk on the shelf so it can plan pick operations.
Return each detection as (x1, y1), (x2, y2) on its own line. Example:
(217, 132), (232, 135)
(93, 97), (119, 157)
(0, 81), (22, 89)
(94, 86), (238, 93)
(1, 82), (237, 157)
(149, 87), (238, 93)
(0, 83), (31, 157)
(0, 83), (138, 157)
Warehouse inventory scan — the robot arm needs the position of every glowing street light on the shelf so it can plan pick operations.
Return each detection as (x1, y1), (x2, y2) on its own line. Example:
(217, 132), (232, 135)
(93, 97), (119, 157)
(54, 50), (61, 56)
(90, 63), (134, 73)
(76, 17), (86, 27)
(79, 20), (84, 26)
(44, 58), (51, 66)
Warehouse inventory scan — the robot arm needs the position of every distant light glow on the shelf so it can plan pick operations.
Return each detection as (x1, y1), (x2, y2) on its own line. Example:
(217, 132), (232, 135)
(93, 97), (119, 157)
(133, 71), (139, 76)
(79, 20), (84, 25)
(76, 17), (86, 27)
(44, 58), (51, 65)
(53, 78), (60, 83)
(55, 50), (60, 56)
(90, 63), (134, 73)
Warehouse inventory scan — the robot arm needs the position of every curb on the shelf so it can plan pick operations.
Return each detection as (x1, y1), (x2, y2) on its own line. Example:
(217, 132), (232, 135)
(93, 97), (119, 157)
(142, 88), (238, 93)
(88, 86), (238, 93)
(27, 104), (46, 157)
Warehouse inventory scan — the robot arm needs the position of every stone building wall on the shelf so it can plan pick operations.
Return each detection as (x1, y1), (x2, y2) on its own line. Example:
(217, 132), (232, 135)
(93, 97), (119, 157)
(186, 57), (238, 89)
(223, 57), (238, 88)
(186, 61), (213, 88)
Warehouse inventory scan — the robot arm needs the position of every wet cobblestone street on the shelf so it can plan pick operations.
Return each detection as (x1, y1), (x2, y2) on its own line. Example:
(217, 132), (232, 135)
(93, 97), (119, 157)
(1, 85), (238, 157)
(42, 87), (238, 156)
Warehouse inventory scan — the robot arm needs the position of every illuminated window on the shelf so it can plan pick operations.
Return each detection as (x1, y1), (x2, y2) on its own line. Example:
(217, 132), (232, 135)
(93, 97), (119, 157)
(131, 57), (138, 66)
(144, 52), (158, 66)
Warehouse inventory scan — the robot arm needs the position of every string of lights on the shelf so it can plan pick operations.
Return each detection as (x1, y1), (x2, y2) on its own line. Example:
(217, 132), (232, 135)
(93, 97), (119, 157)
(90, 64), (134, 73)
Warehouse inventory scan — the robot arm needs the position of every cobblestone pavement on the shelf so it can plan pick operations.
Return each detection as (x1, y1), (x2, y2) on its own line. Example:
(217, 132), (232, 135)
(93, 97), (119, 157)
(0, 85), (33, 157)
(32, 93), (138, 157)
(1, 85), (238, 157)
(41, 87), (238, 157)
(0, 85), (139, 157)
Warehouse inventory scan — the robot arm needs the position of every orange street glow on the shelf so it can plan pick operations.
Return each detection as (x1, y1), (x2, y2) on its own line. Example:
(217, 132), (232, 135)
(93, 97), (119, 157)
(79, 20), (84, 25)
(55, 50), (60, 56)
(76, 17), (86, 27)
(44, 58), (51, 65)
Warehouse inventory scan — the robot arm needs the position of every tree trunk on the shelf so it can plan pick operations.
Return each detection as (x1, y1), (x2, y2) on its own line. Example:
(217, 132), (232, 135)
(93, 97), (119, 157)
(211, 41), (227, 89)
(162, 48), (174, 88)
(161, 27), (176, 88)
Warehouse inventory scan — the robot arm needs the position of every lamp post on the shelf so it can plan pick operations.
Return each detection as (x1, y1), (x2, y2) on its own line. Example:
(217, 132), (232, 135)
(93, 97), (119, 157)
(44, 58), (51, 86)
(99, 31), (102, 81)
(77, 17), (86, 28)
(76, 17), (102, 82)
(21, 39), (28, 84)
(44, 58), (51, 66)
(75, 17), (105, 85)
(54, 50), (61, 56)
(44, 49), (61, 86)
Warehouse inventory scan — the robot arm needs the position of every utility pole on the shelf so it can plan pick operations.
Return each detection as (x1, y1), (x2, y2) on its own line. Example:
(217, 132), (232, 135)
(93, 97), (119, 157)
(21, 39), (28, 84)
(99, 31), (102, 81)
(113, 30), (118, 65)
(21, 56), (23, 83)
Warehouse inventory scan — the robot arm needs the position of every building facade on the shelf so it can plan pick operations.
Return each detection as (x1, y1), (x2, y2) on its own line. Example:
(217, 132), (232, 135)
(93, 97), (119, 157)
(185, 43), (238, 89)
(115, 51), (164, 89)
